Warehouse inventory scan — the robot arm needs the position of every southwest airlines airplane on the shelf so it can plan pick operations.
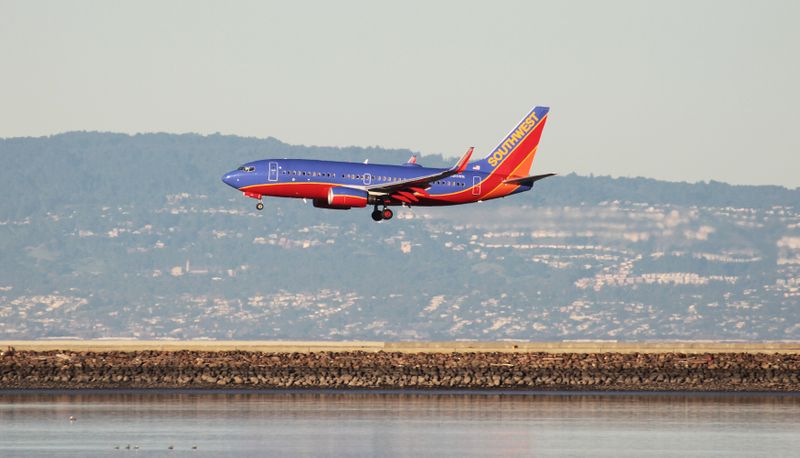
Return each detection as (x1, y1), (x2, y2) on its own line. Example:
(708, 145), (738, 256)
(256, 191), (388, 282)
(222, 106), (554, 221)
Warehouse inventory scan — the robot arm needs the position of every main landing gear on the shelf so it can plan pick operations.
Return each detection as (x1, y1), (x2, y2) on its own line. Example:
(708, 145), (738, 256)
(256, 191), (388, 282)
(371, 205), (393, 221)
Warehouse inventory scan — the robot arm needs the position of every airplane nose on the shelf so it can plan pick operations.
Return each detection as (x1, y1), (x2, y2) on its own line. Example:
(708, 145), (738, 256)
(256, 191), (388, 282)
(222, 173), (236, 188)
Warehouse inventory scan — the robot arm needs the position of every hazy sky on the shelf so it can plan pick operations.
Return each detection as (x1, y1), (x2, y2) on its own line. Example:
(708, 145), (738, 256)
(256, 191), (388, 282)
(2, 1), (799, 187)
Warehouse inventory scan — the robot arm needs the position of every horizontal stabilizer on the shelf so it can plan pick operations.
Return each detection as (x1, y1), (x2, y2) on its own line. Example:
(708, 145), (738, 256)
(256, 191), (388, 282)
(502, 173), (556, 187)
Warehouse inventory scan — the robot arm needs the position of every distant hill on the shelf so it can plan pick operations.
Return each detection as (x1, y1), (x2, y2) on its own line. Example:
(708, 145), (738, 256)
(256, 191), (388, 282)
(1, 132), (798, 340)
(2, 132), (798, 214)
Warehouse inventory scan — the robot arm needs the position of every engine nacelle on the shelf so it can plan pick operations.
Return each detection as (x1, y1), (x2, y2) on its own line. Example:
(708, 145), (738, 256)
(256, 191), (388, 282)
(312, 199), (349, 210)
(315, 187), (369, 209)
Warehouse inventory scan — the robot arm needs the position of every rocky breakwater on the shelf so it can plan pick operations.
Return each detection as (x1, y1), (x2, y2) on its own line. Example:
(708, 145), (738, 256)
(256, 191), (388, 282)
(1, 349), (799, 391)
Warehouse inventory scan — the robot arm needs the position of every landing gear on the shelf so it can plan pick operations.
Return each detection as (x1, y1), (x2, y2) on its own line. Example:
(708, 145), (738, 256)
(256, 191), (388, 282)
(371, 205), (394, 221)
(243, 191), (264, 211)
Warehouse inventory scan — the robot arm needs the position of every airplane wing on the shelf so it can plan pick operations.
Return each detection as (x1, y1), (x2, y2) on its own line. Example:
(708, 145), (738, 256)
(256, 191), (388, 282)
(367, 147), (473, 196)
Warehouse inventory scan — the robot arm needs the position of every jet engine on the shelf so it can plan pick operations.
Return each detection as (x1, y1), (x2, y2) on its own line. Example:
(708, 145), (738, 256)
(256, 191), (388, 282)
(313, 187), (369, 209)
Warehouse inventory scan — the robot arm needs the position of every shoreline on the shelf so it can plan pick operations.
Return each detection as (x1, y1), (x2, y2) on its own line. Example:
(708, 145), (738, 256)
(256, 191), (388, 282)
(3, 340), (800, 354)
(3, 388), (800, 396)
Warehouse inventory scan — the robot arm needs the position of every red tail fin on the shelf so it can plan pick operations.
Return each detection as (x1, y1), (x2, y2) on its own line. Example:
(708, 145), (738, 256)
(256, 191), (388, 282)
(470, 106), (549, 178)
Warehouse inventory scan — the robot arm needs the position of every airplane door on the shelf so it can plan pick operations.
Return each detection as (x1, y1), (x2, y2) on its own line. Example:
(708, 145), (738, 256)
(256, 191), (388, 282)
(363, 173), (372, 185)
(472, 176), (482, 196)
(268, 162), (279, 182)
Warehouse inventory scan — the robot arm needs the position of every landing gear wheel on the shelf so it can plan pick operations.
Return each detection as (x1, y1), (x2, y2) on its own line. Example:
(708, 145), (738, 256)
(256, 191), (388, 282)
(371, 210), (383, 221)
(256, 202), (264, 211)
(382, 208), (394, 220)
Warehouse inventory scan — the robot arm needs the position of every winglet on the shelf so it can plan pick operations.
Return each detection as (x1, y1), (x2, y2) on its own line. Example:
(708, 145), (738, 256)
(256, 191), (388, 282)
(407, 155), (417, 165)
(454, 147), (474, 173)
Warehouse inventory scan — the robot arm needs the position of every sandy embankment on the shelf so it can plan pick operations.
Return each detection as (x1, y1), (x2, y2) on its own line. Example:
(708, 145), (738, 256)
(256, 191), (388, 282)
(2, 341), (799, 391)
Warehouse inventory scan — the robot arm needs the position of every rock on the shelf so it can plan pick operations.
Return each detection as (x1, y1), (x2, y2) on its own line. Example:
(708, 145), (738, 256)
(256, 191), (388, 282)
(1, 349), (798, 391)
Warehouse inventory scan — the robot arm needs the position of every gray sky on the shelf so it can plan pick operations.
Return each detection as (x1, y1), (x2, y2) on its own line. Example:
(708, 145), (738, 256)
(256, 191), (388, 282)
(2, 0), (799, 187)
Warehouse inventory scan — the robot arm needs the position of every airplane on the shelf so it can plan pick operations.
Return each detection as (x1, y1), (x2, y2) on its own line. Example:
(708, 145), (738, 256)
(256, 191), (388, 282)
(221, 106), (554, 221)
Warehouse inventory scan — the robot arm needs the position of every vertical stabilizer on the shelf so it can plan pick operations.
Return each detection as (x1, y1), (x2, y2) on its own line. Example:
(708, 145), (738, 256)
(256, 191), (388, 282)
(470, 106), (549, 178)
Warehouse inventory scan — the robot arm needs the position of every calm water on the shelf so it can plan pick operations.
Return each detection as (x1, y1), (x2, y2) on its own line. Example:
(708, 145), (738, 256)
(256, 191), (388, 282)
(1, 390), (799, 457)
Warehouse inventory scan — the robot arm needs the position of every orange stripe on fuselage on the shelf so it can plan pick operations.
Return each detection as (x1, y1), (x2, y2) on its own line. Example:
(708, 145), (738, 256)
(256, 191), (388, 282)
(479, 145), (538, 200)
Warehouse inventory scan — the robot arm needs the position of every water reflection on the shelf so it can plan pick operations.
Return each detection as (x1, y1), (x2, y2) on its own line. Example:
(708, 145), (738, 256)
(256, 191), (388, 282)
(1, 391), (799, 457)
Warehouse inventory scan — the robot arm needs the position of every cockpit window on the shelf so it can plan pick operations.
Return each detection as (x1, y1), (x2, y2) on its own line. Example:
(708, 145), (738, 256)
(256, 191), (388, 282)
(237, 166), (256, 172)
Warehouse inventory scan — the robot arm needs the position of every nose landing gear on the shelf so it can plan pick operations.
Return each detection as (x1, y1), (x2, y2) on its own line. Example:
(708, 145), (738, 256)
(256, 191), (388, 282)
(243, 191), (264, 211)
